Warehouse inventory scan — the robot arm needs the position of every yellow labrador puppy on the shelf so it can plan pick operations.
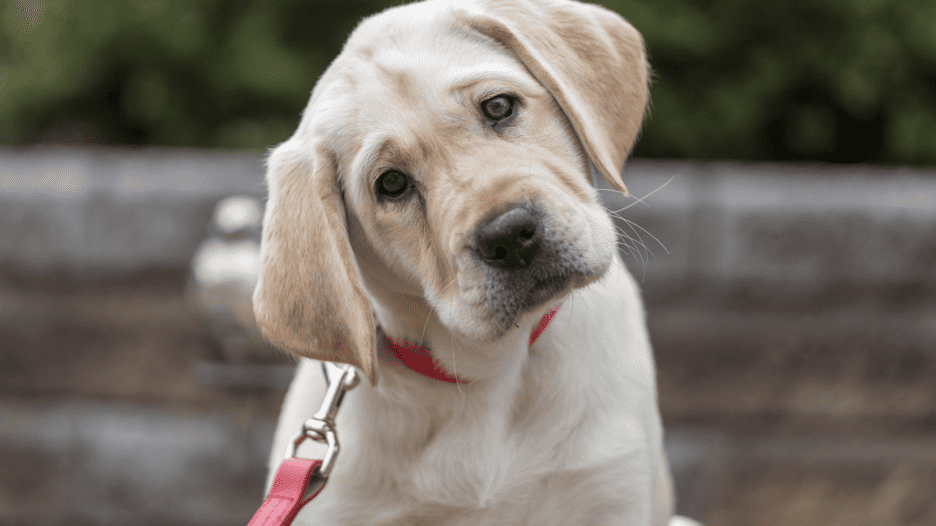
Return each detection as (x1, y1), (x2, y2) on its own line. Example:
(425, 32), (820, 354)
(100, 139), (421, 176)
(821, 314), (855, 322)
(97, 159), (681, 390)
(255, 0), (691, 524)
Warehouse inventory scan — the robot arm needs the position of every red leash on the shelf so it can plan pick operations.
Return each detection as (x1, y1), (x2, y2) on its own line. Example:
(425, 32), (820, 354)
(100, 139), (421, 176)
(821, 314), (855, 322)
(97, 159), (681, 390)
(247, 459), (326, 526)
(248, 306), (560, 525)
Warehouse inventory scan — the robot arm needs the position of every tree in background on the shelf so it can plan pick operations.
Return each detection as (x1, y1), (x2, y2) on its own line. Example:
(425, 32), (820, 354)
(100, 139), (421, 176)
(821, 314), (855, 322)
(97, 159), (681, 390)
(1, 0), (934, 165)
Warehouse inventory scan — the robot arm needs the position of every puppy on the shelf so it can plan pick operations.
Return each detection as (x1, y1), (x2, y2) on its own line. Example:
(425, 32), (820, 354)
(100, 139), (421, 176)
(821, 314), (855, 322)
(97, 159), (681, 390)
(254, 0), (685, 524)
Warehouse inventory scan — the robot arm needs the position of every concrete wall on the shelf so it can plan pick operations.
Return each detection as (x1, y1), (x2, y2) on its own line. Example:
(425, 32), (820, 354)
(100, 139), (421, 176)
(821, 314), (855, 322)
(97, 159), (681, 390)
(0, 146), (265, 274)
(2, 146), (934, 302)
(600, 162), (936, 302)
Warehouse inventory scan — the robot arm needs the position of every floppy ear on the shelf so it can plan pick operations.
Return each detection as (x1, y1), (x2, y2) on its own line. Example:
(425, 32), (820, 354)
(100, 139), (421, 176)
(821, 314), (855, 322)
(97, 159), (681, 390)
(252, 142), (378, 384)
(457, 0), (650, 195)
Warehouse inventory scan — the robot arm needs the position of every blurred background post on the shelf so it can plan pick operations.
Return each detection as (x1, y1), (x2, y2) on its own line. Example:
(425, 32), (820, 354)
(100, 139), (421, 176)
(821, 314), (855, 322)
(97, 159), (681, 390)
(1, 1), (934, 524)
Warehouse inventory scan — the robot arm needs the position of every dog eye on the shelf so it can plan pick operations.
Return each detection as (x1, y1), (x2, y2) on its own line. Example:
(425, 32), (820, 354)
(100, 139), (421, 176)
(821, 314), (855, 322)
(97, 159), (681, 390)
(481, 95), (515, 121)
(376, 170), (410, 199)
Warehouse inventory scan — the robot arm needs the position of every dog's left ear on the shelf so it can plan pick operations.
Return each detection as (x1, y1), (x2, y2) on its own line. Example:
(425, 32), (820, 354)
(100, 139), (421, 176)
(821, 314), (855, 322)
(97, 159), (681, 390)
(253, 141), (378, 384)
(457, 0), (650, 195)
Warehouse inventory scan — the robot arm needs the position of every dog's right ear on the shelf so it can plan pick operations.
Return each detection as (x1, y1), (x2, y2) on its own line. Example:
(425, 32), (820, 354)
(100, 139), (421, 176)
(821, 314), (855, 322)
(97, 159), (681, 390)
(252, 141), (378, 384)
(456, 0), (650, 197)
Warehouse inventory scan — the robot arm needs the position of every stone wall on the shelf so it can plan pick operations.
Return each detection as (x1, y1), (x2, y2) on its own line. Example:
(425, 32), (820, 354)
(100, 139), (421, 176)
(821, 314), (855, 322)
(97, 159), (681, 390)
(3, 146), (934, 303)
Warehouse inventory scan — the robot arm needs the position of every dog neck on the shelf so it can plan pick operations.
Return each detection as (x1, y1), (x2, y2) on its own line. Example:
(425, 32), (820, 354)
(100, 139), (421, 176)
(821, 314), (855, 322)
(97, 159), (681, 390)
(362, 283), (565, 387)
(379, 306), (559, 383)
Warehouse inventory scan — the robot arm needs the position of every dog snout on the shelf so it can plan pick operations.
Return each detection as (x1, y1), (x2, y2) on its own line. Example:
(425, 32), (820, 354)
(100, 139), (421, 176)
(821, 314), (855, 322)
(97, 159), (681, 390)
(472, 205), (541, 271)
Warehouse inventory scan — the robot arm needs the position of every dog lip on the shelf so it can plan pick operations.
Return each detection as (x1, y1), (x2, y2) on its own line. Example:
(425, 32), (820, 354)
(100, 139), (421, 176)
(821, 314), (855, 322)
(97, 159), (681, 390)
(520, 274), (569, 310)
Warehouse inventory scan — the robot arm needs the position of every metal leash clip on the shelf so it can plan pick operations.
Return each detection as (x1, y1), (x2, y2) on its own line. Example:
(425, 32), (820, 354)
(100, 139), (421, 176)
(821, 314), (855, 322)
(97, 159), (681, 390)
(285, 361), (361, 478)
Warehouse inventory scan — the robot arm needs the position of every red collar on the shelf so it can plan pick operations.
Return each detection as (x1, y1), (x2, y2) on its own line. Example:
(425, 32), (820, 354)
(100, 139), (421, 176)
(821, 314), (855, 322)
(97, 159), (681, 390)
(384, 305), (560, 383)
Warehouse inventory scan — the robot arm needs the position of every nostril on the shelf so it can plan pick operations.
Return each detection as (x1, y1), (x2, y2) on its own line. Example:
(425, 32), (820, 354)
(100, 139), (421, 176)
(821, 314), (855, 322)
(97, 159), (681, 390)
(473, 205), (541, 270)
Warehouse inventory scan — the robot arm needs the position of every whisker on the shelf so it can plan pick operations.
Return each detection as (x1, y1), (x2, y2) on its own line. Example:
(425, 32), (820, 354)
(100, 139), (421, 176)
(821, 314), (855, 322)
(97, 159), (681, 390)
(595, 187), (648, 210)
(614, 225), (648, 266)
(622, 220), (652, 272)
(449, 330), (462, 396)
(421, 276), (457, 344)
(614, 174), (675, 212)
(620, 217), (669, 255)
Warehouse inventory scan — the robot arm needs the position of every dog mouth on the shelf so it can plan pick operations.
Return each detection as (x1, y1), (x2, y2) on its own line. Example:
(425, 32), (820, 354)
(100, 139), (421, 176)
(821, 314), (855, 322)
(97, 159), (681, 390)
(520, 274), (569, 311)
(474, 263), (606, 339)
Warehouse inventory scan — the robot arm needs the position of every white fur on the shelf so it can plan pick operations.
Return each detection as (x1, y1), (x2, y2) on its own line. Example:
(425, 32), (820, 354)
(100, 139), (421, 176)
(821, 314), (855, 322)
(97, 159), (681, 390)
(267, 255), (681, 525)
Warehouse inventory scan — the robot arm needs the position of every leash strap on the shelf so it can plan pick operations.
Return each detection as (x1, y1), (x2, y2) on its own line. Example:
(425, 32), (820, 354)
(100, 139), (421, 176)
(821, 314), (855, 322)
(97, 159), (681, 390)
(247, 458), (326, 526)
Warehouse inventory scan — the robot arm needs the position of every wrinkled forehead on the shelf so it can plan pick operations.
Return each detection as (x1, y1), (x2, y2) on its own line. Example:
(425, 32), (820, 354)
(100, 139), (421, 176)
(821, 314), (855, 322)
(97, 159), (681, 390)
(345, 1), (527, 93)
(309, 3), (538, 157)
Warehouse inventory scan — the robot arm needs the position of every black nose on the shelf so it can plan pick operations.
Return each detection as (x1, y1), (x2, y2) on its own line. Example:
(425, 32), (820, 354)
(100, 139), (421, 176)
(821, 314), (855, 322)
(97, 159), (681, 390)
(472, 205), (541, 271)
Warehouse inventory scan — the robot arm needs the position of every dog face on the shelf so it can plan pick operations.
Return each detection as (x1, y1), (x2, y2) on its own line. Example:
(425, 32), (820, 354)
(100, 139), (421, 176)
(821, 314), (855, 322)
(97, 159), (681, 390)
(253, 0), (649, 383)
(336, 13), (618, 340)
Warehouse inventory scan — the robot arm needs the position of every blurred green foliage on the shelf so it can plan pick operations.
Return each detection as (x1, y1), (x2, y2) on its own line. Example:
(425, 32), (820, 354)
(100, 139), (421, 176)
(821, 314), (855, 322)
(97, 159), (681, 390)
(1, 0), (934, 165)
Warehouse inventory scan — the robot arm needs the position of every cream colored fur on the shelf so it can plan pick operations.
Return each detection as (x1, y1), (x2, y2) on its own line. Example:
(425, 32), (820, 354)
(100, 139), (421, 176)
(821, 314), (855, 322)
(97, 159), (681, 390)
(255, 0), (698, 524)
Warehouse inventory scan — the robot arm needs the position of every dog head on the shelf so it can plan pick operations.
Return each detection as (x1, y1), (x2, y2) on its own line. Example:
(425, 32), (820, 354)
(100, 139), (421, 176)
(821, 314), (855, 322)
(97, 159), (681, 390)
(253, 0), (649, 384)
